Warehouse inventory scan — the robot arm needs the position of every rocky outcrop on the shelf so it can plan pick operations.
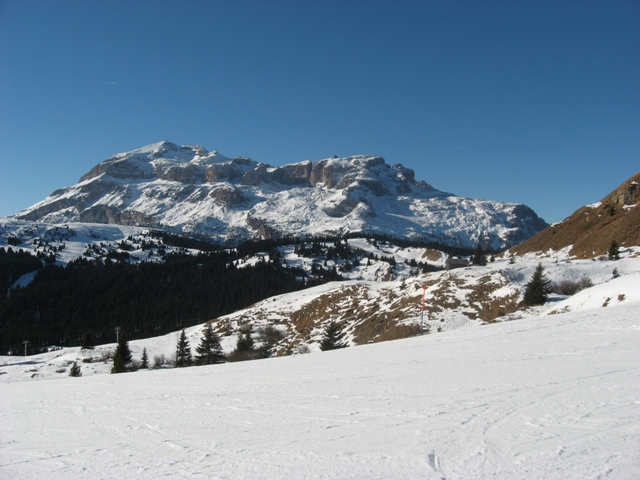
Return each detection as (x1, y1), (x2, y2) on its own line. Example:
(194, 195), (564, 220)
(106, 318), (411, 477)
(79, 205), (152, 226)
(209, 185), (248, 207)
(79, 156), (156, 181)
(309, 157), (385, 188)
(270, 161), (313, 186)
(205, 157), (256, 183)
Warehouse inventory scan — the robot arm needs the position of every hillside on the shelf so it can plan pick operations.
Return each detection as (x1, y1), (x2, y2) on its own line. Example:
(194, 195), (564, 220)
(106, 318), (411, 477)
(1, 266), (639, 479)
(510, 170), (640, 258)
(12, 141), (547, 250)
(2, 214), (637, 356)
(3, 245), (638, 376)
(0, 222), (461, 354)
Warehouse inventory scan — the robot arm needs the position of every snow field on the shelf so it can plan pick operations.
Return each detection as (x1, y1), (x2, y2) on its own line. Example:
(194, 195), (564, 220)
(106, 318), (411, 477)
(2, 295), (639, 479)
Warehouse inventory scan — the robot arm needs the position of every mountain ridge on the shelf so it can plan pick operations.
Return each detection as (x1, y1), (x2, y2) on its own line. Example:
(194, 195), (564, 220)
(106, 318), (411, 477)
(14, 141), (547, 250)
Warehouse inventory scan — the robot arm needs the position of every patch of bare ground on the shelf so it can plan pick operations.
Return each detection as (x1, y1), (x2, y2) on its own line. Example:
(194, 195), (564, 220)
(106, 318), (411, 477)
(465, 272), (520, 322)
(422, 249), (445, 262)
(351, 306), (418, 345)
(510, 171), (640, 259)
(423, 274), (463, 315)
(288, 285), (367, 341)
(205, 270), (524, 354)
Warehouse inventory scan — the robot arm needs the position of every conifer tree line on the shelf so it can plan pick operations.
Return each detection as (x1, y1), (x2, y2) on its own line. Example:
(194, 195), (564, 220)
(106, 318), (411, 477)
(107, 320), (351, 374)
(0, 248), (316, 355)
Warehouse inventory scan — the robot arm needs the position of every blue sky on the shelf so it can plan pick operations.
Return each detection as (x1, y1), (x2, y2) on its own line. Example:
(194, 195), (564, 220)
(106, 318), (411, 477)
(1, 0), (638, 224)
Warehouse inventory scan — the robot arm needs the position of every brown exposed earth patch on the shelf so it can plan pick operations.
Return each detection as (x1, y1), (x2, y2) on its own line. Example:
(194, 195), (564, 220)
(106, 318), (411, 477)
(510, 171), (640, 259)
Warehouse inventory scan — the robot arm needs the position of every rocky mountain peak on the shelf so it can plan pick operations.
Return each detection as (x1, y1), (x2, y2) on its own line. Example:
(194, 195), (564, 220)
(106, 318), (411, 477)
(14, 142), (548, 250)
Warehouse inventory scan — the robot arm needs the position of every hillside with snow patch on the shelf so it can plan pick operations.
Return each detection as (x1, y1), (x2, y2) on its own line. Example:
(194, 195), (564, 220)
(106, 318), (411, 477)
(1, 261), (639, 479)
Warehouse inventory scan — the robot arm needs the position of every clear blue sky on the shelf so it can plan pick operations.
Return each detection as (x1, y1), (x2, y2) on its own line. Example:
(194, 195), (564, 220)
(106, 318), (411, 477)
(1, 0), (638, 224)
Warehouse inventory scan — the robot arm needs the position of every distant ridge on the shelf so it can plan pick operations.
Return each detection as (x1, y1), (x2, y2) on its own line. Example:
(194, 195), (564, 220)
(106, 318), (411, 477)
(13, 141), (547, 250)
(510, 171), (640, 258)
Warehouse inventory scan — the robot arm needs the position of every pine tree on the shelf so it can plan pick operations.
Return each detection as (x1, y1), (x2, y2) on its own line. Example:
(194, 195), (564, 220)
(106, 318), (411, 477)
(140, 347), (149, 369)
(236, 329), (255, 352)
(81, 330), (95, 350)
(523, 263), (553, 306)
(111, 333), (132, 373)
(473, 244), (487, 266)
(612, 267), (620, 279)
(69, 361), (82, 377)
(111, 352), (126, 373)
(320, 321), (348, 351)
(175, 330), (192, 368)
(608, 240), (620, 261)
(195, 324), (225, 365)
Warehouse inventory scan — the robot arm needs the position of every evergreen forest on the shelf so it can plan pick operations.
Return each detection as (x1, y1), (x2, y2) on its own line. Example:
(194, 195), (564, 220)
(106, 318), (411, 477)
(0, 244), (331, 355)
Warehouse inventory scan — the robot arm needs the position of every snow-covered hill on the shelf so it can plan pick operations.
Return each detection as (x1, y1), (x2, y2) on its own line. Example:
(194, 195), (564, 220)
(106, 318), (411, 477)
(1, 260), (639, 479)
(13, 141), (547, 250)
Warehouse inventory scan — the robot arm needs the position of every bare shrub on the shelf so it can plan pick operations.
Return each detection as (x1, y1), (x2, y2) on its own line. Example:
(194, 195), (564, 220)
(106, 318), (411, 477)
(295, 344), (311, 355)
(100, 349), (115, 362)
(153, 354), (167, 368)
(226, 349), (256, 363)
(552, 277), (594, 296)
(257, 325), (286, 357)
(257, 325), (286, 344)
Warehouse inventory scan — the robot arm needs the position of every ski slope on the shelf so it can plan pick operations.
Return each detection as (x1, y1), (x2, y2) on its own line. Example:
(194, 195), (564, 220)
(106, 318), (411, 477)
(2, 290), (639, 479)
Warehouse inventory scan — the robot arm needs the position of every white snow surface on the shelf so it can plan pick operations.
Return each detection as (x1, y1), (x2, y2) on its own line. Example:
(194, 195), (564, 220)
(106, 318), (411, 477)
(2, 275), (639, 479)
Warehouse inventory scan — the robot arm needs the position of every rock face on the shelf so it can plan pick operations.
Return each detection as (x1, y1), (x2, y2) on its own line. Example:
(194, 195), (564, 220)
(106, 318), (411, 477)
(14, 141), (547, 249)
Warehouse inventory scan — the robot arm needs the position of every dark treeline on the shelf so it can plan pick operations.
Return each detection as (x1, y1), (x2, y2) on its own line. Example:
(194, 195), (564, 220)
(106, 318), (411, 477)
(0, 248), (322, 355)
(0, 247), (42, 296)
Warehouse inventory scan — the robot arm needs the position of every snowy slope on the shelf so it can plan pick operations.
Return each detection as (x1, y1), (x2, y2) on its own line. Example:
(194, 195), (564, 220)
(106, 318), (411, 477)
(1, 290), (638, 479)
(12, 141), (547, 250)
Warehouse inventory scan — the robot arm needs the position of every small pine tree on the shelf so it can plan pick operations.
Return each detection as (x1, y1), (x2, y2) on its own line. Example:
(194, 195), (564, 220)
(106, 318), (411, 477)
(320, 321), (348, 351)
(111, 353), (126, 373)
(473, 244), (487, 266)
(236, 329), (255, 352)
(69, 361), (82, 377)
(111, 333), (132, 373)
(612, 267), (620, 279)
(608, 240), (620, 261)
(140, 347), (149, 369)
(523, 263), (553, 306)
(228, 327), (256, 362)
(195, 324), (225, 365)
(175, 330), (192, 368)
(81, 330), (95, 350)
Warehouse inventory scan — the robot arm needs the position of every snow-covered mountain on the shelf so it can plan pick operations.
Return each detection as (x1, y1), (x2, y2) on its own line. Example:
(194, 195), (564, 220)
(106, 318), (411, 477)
(14, 141), (547, 250)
